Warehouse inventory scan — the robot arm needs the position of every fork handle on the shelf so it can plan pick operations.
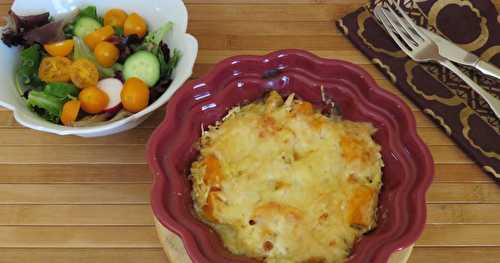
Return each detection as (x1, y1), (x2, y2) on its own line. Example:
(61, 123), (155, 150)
(439, 59), (500, 119)
(475, 60), (500, 80)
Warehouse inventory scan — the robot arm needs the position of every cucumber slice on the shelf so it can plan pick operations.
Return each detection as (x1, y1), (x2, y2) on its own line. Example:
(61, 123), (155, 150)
(74, 17), (102, 38)
(123, 51), (161, 86)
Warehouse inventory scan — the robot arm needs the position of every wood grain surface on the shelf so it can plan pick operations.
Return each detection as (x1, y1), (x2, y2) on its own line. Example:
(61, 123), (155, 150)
(1, 0), (500, 262)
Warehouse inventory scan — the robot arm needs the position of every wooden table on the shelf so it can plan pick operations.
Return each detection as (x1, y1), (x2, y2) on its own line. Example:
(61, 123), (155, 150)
(1, 0), (499, 262)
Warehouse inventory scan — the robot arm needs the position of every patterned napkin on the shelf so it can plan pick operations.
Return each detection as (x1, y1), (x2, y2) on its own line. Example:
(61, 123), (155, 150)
(337, 0), (500, 183)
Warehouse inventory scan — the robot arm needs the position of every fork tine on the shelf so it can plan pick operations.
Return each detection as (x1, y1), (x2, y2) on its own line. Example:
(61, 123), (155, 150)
(373, 6), (412, 55)
(384, 2), (424, 44)
(380, 5), (418, 49)
(391, 2), (428, 41)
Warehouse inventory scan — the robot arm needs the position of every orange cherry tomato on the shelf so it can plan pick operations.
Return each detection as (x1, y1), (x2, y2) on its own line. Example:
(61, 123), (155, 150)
(79, 86), (109, 114)
(44, 39), (74, 57)
(121, 77), (149, 113)
(84, 25), (115, 50)
(104, 9), (128, 28)
(60, 100), (81, 126)
(94, 41), (119, 68)
(70, 58), (100, 89)
(123, 13), (147, 38)
(38, 56), (72, 83)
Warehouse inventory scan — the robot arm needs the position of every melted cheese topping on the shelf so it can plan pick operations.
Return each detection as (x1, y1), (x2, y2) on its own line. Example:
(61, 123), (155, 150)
(191, 91), (383, 263)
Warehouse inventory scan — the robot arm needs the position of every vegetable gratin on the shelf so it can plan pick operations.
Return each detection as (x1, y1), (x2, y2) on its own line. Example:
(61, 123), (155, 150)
(191, 91), (384, 263)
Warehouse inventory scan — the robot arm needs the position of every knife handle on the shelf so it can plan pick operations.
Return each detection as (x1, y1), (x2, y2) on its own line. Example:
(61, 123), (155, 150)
(440, 59), (500, 119)
(475, 60), (500, 80)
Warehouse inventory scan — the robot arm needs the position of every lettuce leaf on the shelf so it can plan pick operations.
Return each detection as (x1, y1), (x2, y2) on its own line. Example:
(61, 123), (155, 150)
(26, 83), (79, 123)
(164, 48), (181, 77)
(107, 34), (144, 64)
(137, 22), (173, 56)
(78, 6), (103, 24)
(16, 44), (44, 97)
(73, 36), (115, 77)
(1, 10), (50, 47)
(145, 22), (173, 47)
(2, 9), (76, 46)
(44, 83), (79, 99)
(23, 18), (67, 44)
(27, 90), (64, 123)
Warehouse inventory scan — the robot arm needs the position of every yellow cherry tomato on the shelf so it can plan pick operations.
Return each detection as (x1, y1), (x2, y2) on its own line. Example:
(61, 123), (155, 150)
(104, 9), (128, 28)
(121, 77), (149, 113)
(124, 13), (147, 38)
(84, 25), (115, 50)
(70, 58), (100, 89)
(38, 56), (72, 83)
(60, 100), (81, 126)
(79, 86), (109, 114)
(94, 41), (119, 68)
(44, 39), (74, 57)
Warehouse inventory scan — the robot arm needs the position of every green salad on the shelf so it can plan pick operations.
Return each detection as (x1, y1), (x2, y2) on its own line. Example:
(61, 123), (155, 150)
(1, 6), (181, 126)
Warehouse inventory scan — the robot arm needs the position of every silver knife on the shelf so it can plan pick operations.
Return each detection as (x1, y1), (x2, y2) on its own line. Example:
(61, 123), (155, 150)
(420, 27), (500, 80)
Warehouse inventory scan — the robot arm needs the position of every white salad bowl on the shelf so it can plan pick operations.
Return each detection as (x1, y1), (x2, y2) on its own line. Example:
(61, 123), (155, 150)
(0, 0), (198, 137)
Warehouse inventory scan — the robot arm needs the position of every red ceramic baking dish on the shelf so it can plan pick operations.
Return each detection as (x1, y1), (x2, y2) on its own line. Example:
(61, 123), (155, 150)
(147, 49), (434, 263)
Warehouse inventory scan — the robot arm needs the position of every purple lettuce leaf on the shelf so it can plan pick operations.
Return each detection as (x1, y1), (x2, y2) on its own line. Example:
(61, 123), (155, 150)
(150, 78), (172, 103)
(1, 10), (50, 47)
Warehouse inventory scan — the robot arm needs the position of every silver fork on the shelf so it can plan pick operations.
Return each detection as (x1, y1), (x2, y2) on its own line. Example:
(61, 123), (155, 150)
(373, 1), (500, 119)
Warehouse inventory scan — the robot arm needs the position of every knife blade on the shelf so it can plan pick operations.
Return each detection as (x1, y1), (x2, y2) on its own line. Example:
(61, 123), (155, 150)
(420, 27), (500, 80)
